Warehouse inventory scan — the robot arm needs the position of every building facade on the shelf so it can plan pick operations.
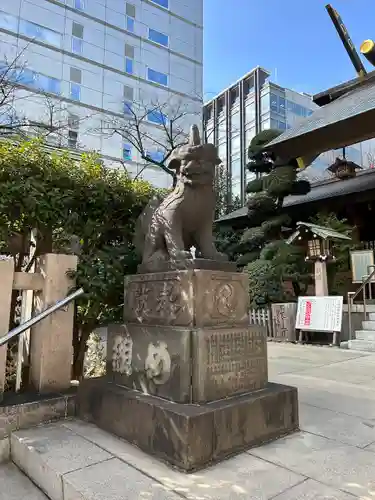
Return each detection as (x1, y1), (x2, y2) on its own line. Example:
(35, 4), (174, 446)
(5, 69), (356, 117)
(0, 0), (203, 188)
(203, 67), (363, 206)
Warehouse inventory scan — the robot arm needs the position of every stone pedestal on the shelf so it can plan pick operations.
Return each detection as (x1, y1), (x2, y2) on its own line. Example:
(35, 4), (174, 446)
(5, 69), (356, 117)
(77, 264), (299, 471)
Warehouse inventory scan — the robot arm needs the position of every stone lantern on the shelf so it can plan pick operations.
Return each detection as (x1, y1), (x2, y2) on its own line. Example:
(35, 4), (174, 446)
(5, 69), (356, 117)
(287, 222), (351, 296)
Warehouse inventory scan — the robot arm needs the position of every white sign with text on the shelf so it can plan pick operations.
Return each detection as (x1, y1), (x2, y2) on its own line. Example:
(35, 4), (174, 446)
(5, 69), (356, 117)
(295, 296), (343, 332)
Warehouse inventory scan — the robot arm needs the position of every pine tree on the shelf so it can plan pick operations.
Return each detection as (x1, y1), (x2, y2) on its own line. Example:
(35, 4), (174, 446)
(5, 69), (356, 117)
(238, 129), (312, 307)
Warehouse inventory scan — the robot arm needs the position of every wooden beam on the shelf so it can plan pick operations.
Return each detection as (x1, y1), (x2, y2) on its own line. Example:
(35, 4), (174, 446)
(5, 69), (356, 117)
(13, 272), (44, 291)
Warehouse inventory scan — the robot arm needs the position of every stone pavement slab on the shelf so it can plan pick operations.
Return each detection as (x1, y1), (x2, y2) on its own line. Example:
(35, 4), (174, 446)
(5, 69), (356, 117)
(250, 431), (375, 498)
(271, 478), (356, 499)
(0, 462), (48, 500)
(272, 372), (375, 419)
(11, 424), (112, 500)
(299, 402), (375, 448)
(291, 356), (375, 386)
(62, 420), (304, 499)
(63, 458), (181, 500)
(5, 343), (375, 500)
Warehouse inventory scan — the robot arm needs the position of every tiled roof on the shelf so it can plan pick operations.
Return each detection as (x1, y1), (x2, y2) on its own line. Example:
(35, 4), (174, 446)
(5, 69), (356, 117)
(264, 78), (375, 159)
(217, 170), (375, 223)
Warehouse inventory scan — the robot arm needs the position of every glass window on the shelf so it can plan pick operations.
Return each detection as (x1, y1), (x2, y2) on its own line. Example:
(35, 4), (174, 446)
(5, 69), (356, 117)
(147, 150), (164, 163)
(278, 121), (286, 130)
(125, 58), (133, 74)
(17, 68), (37, 86)
(218, 142), (227, 162)
(262, 120), (270, 130)
(74, 0), (84, 10)
(231, 157), (241, 179)
(148, 28), (169, 47)
(72, 21), (83, 38)
(72, 37), (83, 54)
(245, 101), (256, 124)
(245, 126), (256, 146)
(70, 67), (82, 83)
(126, 2), (136, 17)
(270, 93), (278, 113)
(147, 68), (168, 86)
(231, 112), (241, 134)
(244, 75), (255, 97)
(123, 144), (132, 160)
(261, 93), (270, 115)
(124, 102), (132, 115)
(68, 114), (79, 130)
(36, 74), (61, 94)
(279, 97), (286, 114)
(307, 109), (313, 116)
(231, 157), (242, 199)
(125, 43), (134, 58)
(270, 118), (278, 129)
(218, 119), (226, 141)
(0, 11), (18, 31)
(231, 134), (241, 155)
(19, 19), (61, 47)
(150, 0), (169, 8)
(70, 83), (81, 101)
(126, 16), (135, 32)
(68, 130), (78, 148)
(147, 109), (167, 125)
(123, 85), (133, 101)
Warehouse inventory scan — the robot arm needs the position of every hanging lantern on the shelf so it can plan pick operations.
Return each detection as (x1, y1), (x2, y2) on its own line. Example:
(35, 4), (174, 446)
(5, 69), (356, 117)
(307, 237), (332, 261)
(287, 222), (351, 263)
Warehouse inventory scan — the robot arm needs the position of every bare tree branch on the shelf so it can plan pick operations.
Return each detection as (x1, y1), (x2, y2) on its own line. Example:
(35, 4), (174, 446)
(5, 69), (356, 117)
(100, 97), (201, 187)
(0, 48), (93, 147)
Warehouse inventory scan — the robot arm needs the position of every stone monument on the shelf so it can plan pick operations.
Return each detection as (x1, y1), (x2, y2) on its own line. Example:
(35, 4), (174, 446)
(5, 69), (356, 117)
(77, 126), (298, 472)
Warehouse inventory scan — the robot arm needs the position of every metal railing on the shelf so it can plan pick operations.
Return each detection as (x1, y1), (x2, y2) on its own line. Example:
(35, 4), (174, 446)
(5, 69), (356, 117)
(0, 288), (84, 347)
(348, 265), (375, 341)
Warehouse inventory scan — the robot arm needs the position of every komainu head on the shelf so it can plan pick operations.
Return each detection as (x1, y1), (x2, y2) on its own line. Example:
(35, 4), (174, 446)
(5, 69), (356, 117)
(167, 125), (221, 186)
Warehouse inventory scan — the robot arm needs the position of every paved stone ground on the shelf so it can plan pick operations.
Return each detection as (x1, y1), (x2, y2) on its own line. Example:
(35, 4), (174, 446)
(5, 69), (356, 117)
(5, 343), (375, 499)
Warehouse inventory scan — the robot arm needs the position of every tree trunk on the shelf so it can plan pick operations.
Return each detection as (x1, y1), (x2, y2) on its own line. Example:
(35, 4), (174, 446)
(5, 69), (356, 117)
(72, 323), (95, 380)
(292, 280), (301, 298)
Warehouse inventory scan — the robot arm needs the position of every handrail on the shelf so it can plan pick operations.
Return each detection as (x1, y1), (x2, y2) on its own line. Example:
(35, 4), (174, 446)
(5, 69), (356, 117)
(0, 288), (84, 347)
(351, 267), (375, 302)
(348, 265), (375, 341)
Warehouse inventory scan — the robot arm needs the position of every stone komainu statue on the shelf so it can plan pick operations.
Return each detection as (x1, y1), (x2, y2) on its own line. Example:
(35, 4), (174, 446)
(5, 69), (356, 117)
(134, 125), (228, 272)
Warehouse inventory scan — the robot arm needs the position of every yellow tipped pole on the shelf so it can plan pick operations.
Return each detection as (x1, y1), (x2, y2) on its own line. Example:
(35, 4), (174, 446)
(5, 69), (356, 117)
(361, 39), (375, 66)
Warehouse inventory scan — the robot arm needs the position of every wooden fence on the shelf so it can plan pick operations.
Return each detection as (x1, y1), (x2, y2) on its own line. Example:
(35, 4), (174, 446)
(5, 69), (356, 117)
(0, 254), (77, 402)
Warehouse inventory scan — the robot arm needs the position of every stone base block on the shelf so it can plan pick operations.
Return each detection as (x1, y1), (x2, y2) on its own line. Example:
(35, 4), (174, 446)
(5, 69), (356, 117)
(77, 378), (298, 472)
(107, 323), (268, 404)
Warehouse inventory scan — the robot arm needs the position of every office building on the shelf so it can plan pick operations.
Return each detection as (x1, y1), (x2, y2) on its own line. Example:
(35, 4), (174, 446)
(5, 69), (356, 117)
(0, 0), (203, 188)
(203, 67), (362, 205)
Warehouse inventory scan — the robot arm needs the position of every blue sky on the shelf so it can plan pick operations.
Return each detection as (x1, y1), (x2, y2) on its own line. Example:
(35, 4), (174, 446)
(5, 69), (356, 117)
(203, 0), (374, 100)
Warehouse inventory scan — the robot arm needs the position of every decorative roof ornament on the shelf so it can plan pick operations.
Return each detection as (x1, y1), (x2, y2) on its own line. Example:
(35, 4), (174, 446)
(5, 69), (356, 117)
(327, 148), (362, 180)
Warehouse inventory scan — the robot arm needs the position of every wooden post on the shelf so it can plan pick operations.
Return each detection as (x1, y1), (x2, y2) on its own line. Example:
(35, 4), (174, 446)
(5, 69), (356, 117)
(29, 254), (78, 393)
(0, 258), (15, 400)
(314, 261), (329, 296)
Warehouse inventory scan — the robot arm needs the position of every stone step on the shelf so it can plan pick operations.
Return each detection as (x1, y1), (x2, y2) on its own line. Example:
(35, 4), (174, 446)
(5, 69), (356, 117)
(0, 462), (48, 499)
(10, 422), (182, 500)
(356, 330), (375, 341)
(362, 321), (375, 331)
(348, 339), (375, 352)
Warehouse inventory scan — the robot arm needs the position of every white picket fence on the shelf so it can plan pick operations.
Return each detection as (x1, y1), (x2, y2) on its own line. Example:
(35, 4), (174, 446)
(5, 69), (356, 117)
(249, 307), (273, 337)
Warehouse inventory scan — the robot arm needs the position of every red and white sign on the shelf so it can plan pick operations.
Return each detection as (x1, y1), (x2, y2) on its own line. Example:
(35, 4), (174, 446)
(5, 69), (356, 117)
(295, 296), (343, 332)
